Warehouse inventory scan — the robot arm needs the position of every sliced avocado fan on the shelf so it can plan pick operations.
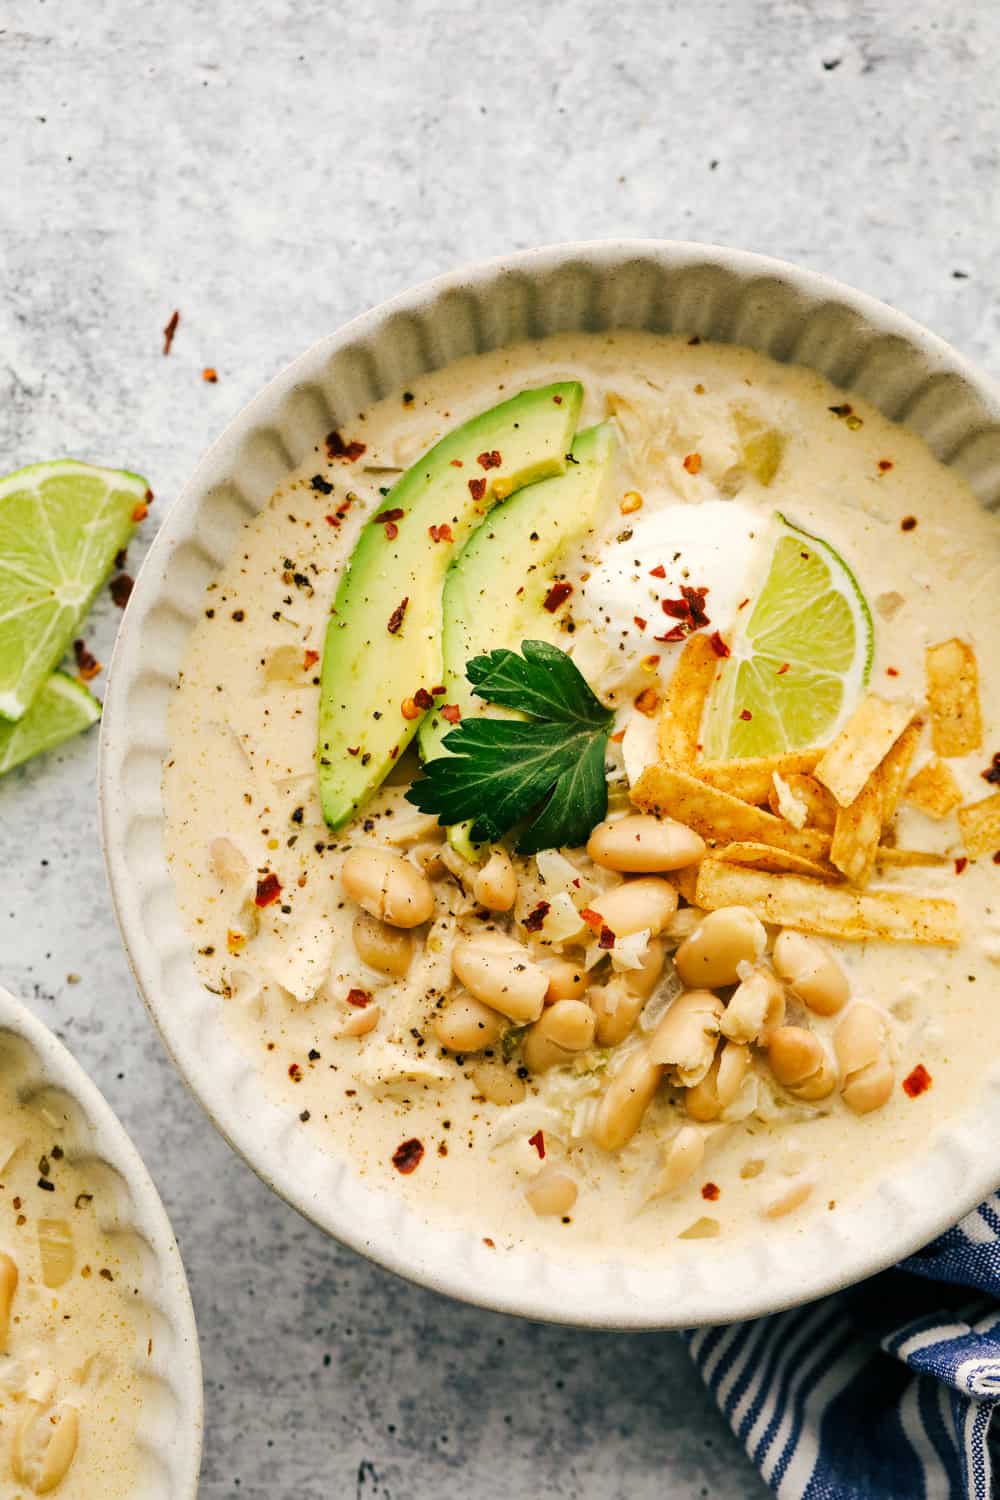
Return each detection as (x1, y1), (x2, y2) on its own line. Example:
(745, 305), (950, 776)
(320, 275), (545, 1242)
(318, 382), (583, 828)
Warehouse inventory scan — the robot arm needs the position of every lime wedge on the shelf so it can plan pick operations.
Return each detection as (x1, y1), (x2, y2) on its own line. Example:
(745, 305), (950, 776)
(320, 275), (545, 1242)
(700, 513), (873, 760)
(0, 671), (101, 776)
(0, 460), (147, 721)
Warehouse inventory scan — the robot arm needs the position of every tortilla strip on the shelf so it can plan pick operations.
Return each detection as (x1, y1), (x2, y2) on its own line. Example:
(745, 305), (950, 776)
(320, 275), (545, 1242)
(693, 860), (961, 946)
(767, 771), (837, 832)
(926, 638), (982, 757)
(717, 841), (836, 880)
(656, 634), (719, 764)
(830, 776), (883, 886)
(957, 792), (1000, 858)
(877, 718), (924, 830)
(814, 695), (919, 808)
(904, 758), (963, 819)
(666, 864), (700, 904)
(695, 749), (822, 807)
(875, 846), (948, 869)
(632, 763), (831, 862)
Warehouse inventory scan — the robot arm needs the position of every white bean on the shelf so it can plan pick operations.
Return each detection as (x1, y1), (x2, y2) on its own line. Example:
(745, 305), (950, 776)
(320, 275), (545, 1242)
(590, 980), (645, 1048)
(352, 910), (413, 978)
(589, 877), (678, 938)
(648, 989), (724, 1085)
(0, 1253), (17, 1352)
(342, 847), (435, 928)
(522, 1000), (596, 1072)
(721, 967), (785, 1045)
(470, 1061), (526, 1106)
(772, 930), (849, 1016)
(433, 995), (506, 1053)
(650, 1126), (705, 1199)
(674, 906), (767, 989)
(452, 932), (548, 1023)
(587, 813), (705, 873)
(766, 1025), (836, 1101)
(686, 1041), (751, 1121)
(835, 1003), (894, 1114)
(543, 959), (589, 1004)
(524, 1166), (578, 1217)
(591, 1048), (664, 1151)
(761, 1179), (814, 1219)
(473, 848), (518, 912)
(12, 1402), (79, 1494)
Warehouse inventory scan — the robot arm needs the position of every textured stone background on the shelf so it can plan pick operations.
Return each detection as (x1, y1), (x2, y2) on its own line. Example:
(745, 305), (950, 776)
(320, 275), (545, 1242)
(1, 1), (997, 1495)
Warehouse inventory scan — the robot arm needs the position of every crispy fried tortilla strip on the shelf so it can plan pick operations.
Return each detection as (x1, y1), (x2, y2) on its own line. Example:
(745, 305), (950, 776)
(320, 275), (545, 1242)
(694, 749), (822, 807)
(632, 763), (831, 862)
(878, 718), (923, 830)
(830, 776), (883, 886)
(875, 846), (948, 869)
(904, 758), (963, 819)
(926, 638), (982, 757)
(767, 771), (837, 831)
(958, 792), (1000, 858)
(717, 841), (835, 880)
(814, 696), (919, 808)
(656, 634), (719, 764)
(693, 860), (961, 946)
(666, 865), (700, 904)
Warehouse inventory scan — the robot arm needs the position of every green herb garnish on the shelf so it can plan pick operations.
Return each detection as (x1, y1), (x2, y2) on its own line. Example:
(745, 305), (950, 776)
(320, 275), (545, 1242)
(405, 640), (614, 854)
(501, 1024), (529, 1063)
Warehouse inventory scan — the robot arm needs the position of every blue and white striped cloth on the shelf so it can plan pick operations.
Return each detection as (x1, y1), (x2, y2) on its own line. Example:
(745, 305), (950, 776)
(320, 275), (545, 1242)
(688, 1193), (1000, 1498)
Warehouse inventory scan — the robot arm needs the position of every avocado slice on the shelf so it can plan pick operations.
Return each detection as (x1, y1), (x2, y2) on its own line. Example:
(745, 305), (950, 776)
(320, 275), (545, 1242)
(419, 421), (617, 763)
(318, 381), (583, 828)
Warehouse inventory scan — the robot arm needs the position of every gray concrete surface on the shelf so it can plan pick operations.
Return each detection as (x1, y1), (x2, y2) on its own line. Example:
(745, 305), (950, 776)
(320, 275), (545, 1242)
(2, 1), (997, 1495)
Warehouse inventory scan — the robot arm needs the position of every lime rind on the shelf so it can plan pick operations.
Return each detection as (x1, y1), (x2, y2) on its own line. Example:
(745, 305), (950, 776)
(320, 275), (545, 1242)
(700, 512), (873, 760)
(0, 671), (101, 776)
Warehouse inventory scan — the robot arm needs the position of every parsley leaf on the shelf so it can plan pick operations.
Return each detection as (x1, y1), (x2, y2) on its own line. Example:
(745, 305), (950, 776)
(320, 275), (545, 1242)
(405, 640), (614, 854)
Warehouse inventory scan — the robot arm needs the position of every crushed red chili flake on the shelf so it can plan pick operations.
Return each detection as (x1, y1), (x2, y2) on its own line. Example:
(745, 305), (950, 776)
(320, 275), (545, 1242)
(288, 1062), (303, 1082)
(878, 459), (894, 473)
(310, 474), (334, 494)
(477, 450), (502, 469)
(701, 1181), (720, 1202)
(902, 1064), (932, 1098)
(162, 309), (180, 355)
(982, 753), (1000, 785)
(994, 851), (1000, 865)
(682, 452), (702, 475)
(887, 666), (900, 677)
(375, 507), (405, 527)
(708, 630), (730, 658)
(777, 662), (790, 675)
(598, 925), (616, 950)
(73, 639), (101, 680)
(528, 1130), (546, 1159)
(387, 597), (409, 634)
(440, 703), (461, 725)
(544, 581), (573, 613)
(468, 477), (487, 501)
(634, 686), (659, 716)
(655, 624), (688, 644)
(304, 649), (320, 670)
(634, 615), (648, 630)
(430, 684), (446, 696)
(392, 1138), (425, 1174)
(255, 872), (282, 907)
(901, 515), (918, 532)
(326, 430), (367, 462)
(649, 563), (667, 579)
(609, 728), (626, 743)
(738, 597), (750, 610)
(202, 367), (219, 383)
(131, 501), (149, 523)
(449, 458), (464, 468)
(346, 988), (372, 1008)
(740, 708), (753, 721)
(580, 907), (604, 931)
(109, 574), (134, 608)
(483, 1237), (495, 1248)
(955, 857), (968, 875)
(413, 687), (434, 711)
(661, 596), (691, 620)
(347, 745), (360, 756)
(523, 901), (550, 933)
(428, 523), (454, 543)
(682, 586), (710, 626)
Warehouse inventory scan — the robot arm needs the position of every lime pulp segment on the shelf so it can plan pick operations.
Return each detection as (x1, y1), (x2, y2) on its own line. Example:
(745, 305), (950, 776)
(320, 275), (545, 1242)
(0, 671), (101, 776)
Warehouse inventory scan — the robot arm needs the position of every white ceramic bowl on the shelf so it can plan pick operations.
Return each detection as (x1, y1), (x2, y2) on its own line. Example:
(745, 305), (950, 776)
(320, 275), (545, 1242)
(0, 983), (201, 1494)
(101, 241), (1000, 1329)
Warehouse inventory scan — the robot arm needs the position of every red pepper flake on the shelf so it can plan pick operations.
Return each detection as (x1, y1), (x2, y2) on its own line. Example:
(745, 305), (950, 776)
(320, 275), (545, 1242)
(654, 624), (688, 644)
(901, 515), (918, 532)
(347, 745), (361, 756)
(878, 459), (894, 473)
(829, 402), (853, 417)
(326, 430), (367, 462)
(304, 649), (320, 670)
(346, 987), (372, 1008)
(288, 1062), (303, 1083)
(634, 686), (659, 716)
(777, 662), (790, 675)
(649, 564), (667, 579)
(131, 501), (149, 523)
(400, 698), (421, 720)
(683, 452), (702, 475)
(682, 586), (710, 627)
(955, 857), (968, 875)
(387, 597), (409, 635)
(523, 901), (550, 933)
(449, 459), (464, 468)
(392, 1138), (425, 1174)
(580, 907), (604, 932)
(162, 309), (180, 355)
(981, 753), (1000, 785)
(633, 615), (648, 631)
(440, 703), (461, 725)
(528, 1130), (546, 1159)
(413, 687), (434, 711)
(553, 394), (563, 404)
(202, 367), (219, 383)
(374, 507), (405, 541)
(994, 851), (1000, 864)
(477, 450), (502, 470)
(887, 666), (900, 678)
(738, 597), (750, 611)
(701, 1181), (720, 1201)
(708, 630), (730, 658)
(430, 684), (446, 696)
(109, 574), (134, 608)
(609, 728), (626, 743)
(544, 581), (573, 613)
(483, 1237), (495, 1248)
(468, 477), (487, 501)
(598, 925), (616, 950)
(902, 1064), (932, 1099)
(661, 596), (691, 620)
(73, 639), (101, 681)
(325, 495), (356, 527)
(740, 709), (753, 721)
(428, 523), (454, 544)
(254, 872), (282, 907)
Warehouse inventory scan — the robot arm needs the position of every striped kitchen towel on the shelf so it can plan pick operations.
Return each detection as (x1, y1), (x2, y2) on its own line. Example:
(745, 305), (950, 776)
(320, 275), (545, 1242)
(688, 1191), (1000, 1499)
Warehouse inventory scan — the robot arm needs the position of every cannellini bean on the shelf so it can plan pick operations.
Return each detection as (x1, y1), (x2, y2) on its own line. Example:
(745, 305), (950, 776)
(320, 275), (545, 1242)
(543, 959), (589, 1004)
(342, 847), (435, 928)
(624, 936), (666, 999)
(721, 967), (785, 1045)
(352, 911), (413, 978)
(674, 906), (767, 989)
(522, 1000), (596, 1072)
(835, 1003), (894, 1114)
(586, 813), (705, 873)
(686, 1041), (751, 1121)
(762, 1179), (814, 1219)
(471, 1061), (526, 1106)
(591, 1048), (664, 1151)
(648, 989), (724, 1085)
(473, 848), (518, 912)
(590, 980), (645, 1047)
(208, 835), (251, 889)
(772, 930), (849, 1016)
(662, 906), (706, 947)
(0, 1253), (17, 1351)
(766, 1026), (836, 1101)
(524, 1166), (578, 1217)
(452, 933), (548, 1022)
(589, 877), (678, 938)
(433, 995), (506, 1053)
(334, 1003), (381, 1038)
(12, 1402), (79, 1494)
(650, 1125), (705, 1198)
